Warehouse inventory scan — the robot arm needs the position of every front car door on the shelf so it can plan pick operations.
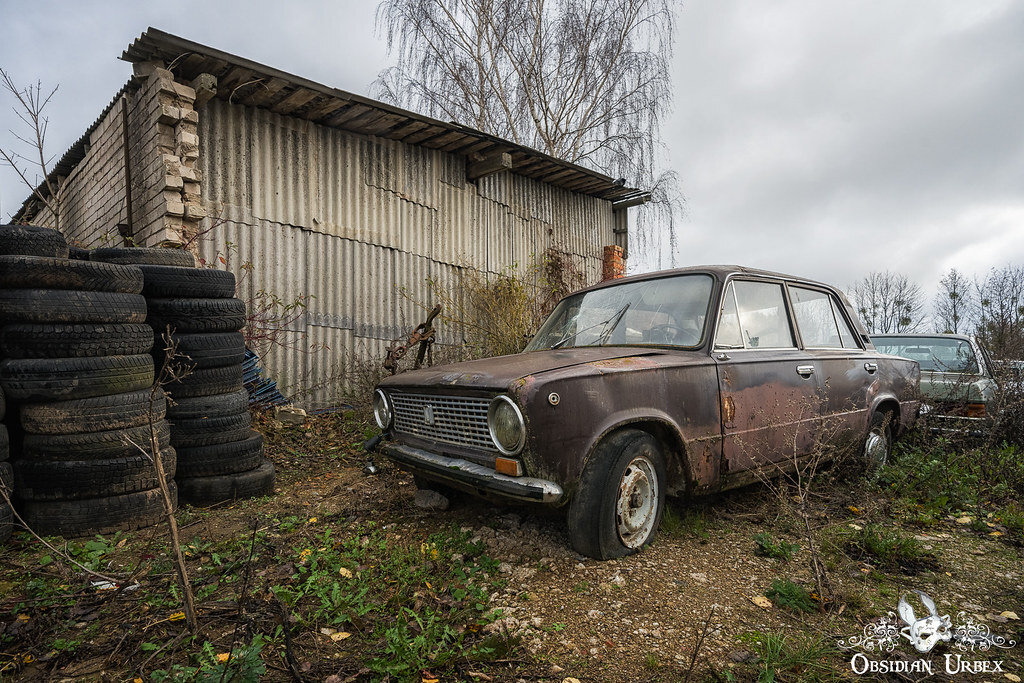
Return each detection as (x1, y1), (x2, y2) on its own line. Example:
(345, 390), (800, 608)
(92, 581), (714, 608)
(713, 278), (822, 481)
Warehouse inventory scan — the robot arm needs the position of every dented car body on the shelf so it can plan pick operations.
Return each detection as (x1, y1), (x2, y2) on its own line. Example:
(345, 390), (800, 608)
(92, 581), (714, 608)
(374, 266), (920, 559)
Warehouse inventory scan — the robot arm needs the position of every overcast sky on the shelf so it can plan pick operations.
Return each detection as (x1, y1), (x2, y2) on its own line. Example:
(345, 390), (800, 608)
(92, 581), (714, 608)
(2, 1), (1022, 315)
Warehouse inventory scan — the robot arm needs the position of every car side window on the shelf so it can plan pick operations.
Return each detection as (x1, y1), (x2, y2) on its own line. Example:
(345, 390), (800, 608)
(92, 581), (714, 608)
(790, 286), (862, 349)
(716, 280), (795, 349)
(831, 298), (860, 349)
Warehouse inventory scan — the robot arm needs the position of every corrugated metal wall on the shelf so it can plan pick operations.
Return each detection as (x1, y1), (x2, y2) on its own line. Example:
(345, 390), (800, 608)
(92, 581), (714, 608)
(198, 98), (615, 409)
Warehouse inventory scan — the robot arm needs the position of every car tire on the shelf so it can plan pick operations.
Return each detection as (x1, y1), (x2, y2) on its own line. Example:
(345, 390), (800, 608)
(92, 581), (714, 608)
(0, 255), (143, 293)
(0, 500), (12, 544)
(0, 289), (147, 324)
(175, 431), (264, 477)
(14, 447), (176, 500)
(19, 388), (166, 435)
(0, 355), (154, 402)
(91, 247), (195, 267)
(22, 421), (171, 460)
(20, 483), (175, 537)
(138, 265), (236, 298)
(170, 411), (252, 448)
(156, 331), (245, 369)
(0, 384), (5, 421)
(0, 323), (154, 358)
(0, 424), (10, 462)
(864, 410), (894, 475)
(146, 297), (246, 334)
(163, 363), (243, 399)
(0, 225), (69, 258)
(165, 388), (249, 420)
(177, 459), (275, 505)
(567, 429), (666, 560)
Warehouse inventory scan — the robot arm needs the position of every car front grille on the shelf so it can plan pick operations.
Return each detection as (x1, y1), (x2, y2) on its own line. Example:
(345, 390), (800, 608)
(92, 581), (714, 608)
(390, 392), (496, 452)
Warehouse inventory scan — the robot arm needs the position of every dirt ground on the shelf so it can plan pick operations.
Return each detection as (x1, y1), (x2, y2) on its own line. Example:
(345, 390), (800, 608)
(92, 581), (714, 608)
(1, 411), (1022, 682)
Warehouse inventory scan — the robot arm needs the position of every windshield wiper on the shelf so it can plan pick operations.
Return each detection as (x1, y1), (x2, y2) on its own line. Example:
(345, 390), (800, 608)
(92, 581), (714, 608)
(551, 303), (631, 350)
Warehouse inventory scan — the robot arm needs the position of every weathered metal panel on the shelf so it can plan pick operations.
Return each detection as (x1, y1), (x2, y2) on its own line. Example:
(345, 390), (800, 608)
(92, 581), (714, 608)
(351, 241), (396, 341)
(432, 181), (481, 267)
(250, 108), (319, 227)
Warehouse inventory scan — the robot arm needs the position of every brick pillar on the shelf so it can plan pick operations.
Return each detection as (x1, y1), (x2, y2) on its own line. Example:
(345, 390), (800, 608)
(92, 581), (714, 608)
(602, 245), (626, 281)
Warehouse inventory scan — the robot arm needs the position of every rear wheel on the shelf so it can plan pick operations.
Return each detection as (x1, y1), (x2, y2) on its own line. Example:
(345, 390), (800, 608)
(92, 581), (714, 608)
(567, 429), (666, 560)
(864, 410), (894, 475)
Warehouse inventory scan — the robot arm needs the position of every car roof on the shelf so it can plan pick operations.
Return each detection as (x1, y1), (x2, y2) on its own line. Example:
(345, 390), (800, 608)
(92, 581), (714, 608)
(573, 264), (842, 296)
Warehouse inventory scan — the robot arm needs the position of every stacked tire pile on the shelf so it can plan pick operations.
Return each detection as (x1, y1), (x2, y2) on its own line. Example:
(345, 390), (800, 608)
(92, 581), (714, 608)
(91, 248), (276, 505)
(0, 226), (176, 537)
(1, 385), (11, 543)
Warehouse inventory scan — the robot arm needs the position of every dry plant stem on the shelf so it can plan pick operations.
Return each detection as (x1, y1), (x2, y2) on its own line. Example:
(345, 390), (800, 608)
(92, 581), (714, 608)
(149, 331), (197, 632)
(682, 605), (716, 683)
(0, 486), (122, 585)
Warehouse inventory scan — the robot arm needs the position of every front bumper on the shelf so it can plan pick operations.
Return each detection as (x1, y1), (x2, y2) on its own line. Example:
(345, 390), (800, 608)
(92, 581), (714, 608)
(381, 442), (564, 504)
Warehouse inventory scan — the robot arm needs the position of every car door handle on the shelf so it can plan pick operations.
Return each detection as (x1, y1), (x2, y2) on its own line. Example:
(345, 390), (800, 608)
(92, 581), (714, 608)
(864, 362), (878, 373)
(796, 365), (815, 377)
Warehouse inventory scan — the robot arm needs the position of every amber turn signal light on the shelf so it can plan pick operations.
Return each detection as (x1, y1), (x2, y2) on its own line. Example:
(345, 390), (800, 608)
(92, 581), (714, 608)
(494, 457), (523, 477)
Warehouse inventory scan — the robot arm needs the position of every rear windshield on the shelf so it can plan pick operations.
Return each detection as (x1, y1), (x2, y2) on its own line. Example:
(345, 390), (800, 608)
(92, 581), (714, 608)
(871, 336), (979, 373)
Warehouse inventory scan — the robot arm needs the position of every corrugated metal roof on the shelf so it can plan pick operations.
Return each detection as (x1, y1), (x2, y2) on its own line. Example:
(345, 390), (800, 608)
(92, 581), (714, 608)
(121, 28), (649, 208)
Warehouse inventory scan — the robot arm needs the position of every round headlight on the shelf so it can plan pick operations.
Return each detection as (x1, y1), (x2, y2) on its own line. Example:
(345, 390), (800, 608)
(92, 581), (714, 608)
(373, 389), (393, 429)
(488, 395), (525, 455)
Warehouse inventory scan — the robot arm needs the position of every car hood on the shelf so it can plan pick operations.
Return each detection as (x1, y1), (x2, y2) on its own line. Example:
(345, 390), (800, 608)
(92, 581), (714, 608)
(378, 347), (667, 390)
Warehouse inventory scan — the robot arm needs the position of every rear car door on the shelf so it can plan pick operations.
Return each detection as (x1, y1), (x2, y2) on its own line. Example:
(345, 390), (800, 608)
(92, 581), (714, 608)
(714, 279), (822, 475)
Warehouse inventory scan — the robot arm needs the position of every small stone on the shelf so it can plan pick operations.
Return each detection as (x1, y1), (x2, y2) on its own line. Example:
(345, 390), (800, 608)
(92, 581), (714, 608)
(587, 610), (603, 619)
(414, 489), (449, 511)
(274, 406), (307, 425)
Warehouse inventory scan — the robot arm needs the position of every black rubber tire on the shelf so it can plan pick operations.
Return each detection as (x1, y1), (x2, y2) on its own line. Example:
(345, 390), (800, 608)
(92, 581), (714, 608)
(163, 364), (243, 399)
(0, 323), (153, 359)
(175, 431), (264, 477)
(178, 459), (275, 505)
(170, 411), (252, 448)
(146, 297), (246, 334)
(156, 332), (245, 369)
(0, 461), (10, 492)
(0, 384), (5, 420)
(22, 421), (170, 461)
(165, 388), (250, 420)
(0, 424), (8, 462)
(20, 388), (166, 435)
(567, 429), (667, 560)
(0, 289), (147, 324)
(0, 255), (143, 293)
(20, 483), (176, 537)
(91, 247), (195, 267)
(68, 246), (91, 261)
(138, 265), (236, 298)
(14, 447), (176, 501)
(0, 501), (12, 544)
(0, 354), (154, 402)
(0, 225), (68, 258)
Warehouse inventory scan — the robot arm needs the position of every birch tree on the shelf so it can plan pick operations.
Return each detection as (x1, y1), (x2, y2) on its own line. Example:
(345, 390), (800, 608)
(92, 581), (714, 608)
(934, 268), (973, 334)
(849, 271), (925, 334)
(374, 0), (679, 264)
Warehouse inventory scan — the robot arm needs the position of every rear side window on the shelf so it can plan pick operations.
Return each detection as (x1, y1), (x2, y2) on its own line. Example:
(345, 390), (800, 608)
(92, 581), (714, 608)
(790, 286), (860, 349)
(715, 281), (795, 349)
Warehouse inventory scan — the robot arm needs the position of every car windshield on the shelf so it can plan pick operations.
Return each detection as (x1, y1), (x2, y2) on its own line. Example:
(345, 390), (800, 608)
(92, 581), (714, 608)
(524, 274), (714, 351)
(872, 336), (979, 373)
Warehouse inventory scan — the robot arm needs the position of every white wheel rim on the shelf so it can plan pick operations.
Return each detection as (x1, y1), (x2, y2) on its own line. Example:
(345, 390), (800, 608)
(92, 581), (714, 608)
(616, 456), (659, 548)
(865, 430), (888, 467)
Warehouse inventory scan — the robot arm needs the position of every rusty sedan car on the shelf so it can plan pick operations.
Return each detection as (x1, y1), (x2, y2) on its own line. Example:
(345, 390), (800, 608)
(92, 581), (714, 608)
(373, 266), (920, 559)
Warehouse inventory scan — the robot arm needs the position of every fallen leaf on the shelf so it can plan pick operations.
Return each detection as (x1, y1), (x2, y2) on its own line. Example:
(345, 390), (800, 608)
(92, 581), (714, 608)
(320, 627), (336, 636)
(989, 531), (1004, 537)
(216, 653), (230, 663)
(956, 516), (972, 524)
(563, 678), (582, 683)
(751, 595), (772, 609)
(468, 672), (493, 681)
(848, 523), (863, 531)
(847, 505), (861, 514)
(308, 517), (317, 524)
(329, 631), (352, 641)
(1001, 611), (1019, 620)
(168, 612), (185, 622)
(16, 614), (29, 623)
(339, 567), (353, 578)
(1004, 674), (1021, 682)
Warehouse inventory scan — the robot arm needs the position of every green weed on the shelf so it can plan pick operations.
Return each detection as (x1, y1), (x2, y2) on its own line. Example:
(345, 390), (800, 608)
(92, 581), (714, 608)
(741, 629), (838, 682)
(765, 579), (817, 613)
(753, 533), (799, 561)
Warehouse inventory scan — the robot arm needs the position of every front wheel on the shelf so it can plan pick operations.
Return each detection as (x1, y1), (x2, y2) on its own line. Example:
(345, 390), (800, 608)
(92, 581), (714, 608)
(567, 429), (666, 560)
(864, 410), (894, 476)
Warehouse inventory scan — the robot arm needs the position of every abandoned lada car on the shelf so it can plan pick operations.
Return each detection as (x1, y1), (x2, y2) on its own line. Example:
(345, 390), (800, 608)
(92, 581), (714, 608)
(870, 333), (996, 435)
(373, 266), (920, 559)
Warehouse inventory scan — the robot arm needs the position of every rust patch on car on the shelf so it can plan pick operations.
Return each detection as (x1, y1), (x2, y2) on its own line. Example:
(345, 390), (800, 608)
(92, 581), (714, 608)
(722, 395), (736, 424)
(587, 356), (661, 372)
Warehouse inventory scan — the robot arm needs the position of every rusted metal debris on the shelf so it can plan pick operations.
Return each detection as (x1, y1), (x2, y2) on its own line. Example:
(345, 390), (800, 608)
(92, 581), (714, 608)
(384, 304), (442, 375)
